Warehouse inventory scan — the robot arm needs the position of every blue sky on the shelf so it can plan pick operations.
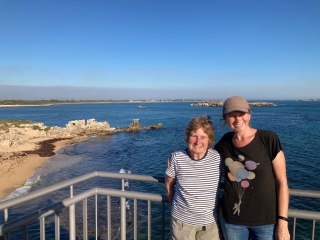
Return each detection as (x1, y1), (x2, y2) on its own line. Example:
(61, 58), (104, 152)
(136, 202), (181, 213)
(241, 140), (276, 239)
(0, 0), (319, 100)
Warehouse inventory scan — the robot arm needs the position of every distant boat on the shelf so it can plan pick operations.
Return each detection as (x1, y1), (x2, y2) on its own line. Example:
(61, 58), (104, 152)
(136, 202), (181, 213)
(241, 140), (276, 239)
(138, 105), (146, 109)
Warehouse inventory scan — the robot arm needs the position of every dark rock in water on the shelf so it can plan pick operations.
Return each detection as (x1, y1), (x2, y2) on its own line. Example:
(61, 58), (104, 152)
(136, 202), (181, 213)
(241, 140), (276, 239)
(144, 123), (163, 130)
(124, 119), (141, 131)
(122, 119), (162, 132)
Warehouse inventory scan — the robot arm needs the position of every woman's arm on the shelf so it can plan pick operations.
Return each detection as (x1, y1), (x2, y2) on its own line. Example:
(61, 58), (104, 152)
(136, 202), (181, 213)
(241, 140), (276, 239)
(272, 150), (290, 240)
(165, 175), (176, 205)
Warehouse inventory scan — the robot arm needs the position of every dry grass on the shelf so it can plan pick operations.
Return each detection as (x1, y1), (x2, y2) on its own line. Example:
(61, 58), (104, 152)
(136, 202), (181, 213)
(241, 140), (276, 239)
(0, 120), (36, 132)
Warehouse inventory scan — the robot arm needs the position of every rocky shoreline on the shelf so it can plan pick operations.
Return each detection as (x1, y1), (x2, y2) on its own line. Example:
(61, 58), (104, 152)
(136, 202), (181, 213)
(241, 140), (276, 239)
(0, 119), (162, 200)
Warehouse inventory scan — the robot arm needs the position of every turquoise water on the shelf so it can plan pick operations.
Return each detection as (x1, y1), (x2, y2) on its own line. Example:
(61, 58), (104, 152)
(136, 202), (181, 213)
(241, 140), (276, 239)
(0, 101), (319, 239)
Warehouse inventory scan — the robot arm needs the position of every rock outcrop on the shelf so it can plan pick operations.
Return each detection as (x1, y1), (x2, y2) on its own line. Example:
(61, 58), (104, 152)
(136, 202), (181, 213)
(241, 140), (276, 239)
(249, 102), (277, 107)
(123, 119), (163, 131)
(190, 101), (224, 107)
(190, 101), (277, 107)
(0, 118), (163, 149)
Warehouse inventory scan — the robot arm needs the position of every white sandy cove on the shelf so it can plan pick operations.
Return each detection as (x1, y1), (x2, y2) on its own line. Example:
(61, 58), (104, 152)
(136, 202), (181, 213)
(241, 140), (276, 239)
(0, 127), (73, 200)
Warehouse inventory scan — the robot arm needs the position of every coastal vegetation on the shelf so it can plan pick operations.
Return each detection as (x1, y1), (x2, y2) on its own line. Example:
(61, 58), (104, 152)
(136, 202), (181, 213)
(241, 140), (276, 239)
(0, 119), (35, 125)
(0, 120), (51, 133)
(0, 120), (36, 130)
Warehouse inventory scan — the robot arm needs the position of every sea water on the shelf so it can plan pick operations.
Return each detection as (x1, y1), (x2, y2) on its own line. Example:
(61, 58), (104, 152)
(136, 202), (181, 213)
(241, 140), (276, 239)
(0, 101), (319, 239)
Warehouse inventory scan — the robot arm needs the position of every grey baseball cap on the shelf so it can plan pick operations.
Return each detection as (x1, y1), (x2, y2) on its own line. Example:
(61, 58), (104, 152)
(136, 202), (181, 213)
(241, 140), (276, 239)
(223, 96), (251, 115)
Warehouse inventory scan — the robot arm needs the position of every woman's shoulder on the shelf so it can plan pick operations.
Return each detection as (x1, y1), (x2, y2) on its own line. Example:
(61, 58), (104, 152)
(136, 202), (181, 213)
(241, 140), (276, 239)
(207, 148), (221, 161)
(256, 129), (278, 138)
(170, 149), (188, 158)
(255, 129), (281, 145)
(221, 131), (234, 140)
(208, 148), (220, 155)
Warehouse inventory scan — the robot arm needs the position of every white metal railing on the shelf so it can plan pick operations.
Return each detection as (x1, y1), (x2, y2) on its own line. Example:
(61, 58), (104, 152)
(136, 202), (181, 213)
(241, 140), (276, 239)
(0, 171), (167, 240)
(0, 171), (319, 239)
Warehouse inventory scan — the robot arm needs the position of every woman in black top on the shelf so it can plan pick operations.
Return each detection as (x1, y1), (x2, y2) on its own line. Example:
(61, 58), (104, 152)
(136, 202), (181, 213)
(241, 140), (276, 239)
(215, 96), (290, 240)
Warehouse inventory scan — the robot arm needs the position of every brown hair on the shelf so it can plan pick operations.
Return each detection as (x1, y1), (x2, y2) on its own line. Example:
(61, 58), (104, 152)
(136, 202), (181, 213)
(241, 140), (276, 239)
(184, 115), (214, 147)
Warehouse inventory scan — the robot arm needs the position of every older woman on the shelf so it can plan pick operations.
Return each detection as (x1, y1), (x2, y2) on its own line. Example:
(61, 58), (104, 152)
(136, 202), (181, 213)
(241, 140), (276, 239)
(215, 96), (290, 240)
(165, 116), (222, 240)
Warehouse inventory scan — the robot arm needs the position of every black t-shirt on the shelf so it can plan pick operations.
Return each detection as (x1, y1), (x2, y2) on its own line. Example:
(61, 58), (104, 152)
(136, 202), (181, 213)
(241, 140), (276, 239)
(215, 129), (282, 226)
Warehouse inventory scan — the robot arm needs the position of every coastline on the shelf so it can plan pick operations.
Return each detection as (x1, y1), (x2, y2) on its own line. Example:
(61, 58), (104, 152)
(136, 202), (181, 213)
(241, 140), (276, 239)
(0, 118), (162, 201)
(0, 137), (73, 201)
(0, 101), (195, 108)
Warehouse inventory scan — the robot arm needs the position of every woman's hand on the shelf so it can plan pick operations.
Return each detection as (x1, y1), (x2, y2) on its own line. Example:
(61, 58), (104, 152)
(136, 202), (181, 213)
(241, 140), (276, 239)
(276, 220), (290, 240)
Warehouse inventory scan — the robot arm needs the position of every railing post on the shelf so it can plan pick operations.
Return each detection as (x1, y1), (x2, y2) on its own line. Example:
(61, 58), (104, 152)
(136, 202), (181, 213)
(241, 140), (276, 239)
(107, 196), (111, 240)
(4, 208), (8, 223)
(292, 218), (296, 240)
(311, 220), (315, 240)
(82, 198), (88, 240)
(134, 199), (137, 240)
(55, 211), (60, 240)
(4, 208), (9, 240)
(120, 197), (126, 240)
(148, 200), (151, 240)
(121, 179), (125, 191)
(69, 185), (76, 240)
(95, 194), (98, 240)
(120, 176), (127, 240)
(40, 217), (45, 240)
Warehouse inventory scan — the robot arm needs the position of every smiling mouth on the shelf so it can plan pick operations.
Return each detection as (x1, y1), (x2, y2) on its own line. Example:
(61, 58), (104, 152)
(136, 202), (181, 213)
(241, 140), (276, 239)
(193, 144), (204, 149)
(234, 122), (244, 127)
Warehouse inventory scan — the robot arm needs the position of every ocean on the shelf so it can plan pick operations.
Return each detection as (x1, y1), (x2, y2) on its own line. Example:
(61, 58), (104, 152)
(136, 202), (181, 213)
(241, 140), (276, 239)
(0, 101), (319, 239)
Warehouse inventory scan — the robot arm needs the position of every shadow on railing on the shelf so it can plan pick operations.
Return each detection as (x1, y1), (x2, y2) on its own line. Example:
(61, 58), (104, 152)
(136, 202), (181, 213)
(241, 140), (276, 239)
(0, 171), (319, 240)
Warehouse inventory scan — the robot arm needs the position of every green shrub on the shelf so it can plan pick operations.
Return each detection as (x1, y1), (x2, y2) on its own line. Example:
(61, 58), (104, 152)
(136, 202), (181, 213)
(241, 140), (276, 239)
(32, 125), (41, 130)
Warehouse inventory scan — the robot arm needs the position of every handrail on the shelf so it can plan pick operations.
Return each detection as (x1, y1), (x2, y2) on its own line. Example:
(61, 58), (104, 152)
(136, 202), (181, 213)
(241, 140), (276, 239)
(288, 209), (320, 221)
(289, 188), (320, 199)
(0, 171), (164, 210)
(0, 187), (167, 235)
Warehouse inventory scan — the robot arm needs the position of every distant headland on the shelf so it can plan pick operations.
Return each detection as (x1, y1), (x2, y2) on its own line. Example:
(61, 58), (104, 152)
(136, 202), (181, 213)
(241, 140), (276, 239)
(296, 99), (320, 102)
(0, 99), (202, 107)
(0, 99), (319, 108)
(190, 101), (277, 107)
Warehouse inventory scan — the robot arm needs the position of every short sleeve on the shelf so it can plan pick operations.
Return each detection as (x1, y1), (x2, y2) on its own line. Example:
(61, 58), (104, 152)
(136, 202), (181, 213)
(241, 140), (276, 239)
(165, 153), (176, 178)
(259, 130), (283, 161)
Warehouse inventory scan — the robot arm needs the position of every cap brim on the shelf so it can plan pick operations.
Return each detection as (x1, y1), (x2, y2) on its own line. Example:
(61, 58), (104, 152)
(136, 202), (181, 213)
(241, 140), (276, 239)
(223, 108), (249, 115)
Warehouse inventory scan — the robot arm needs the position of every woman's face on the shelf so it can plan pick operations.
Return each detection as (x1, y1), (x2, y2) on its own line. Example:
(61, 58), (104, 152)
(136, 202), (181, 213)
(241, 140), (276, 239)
(187, 127), (209, 160)
(225, 111), (251, 132)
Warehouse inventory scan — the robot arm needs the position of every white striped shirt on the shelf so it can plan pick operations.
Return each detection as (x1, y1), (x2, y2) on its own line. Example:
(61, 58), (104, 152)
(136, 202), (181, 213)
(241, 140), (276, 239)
(166, 148), (222, 225)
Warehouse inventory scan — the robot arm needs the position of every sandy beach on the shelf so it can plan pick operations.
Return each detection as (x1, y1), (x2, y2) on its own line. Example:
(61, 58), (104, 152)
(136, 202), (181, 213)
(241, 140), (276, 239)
(0, 126), (74, 200)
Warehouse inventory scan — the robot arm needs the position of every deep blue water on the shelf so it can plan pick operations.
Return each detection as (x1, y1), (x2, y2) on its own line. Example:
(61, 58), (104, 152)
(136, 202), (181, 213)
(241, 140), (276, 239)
(0, 101), (319, 239)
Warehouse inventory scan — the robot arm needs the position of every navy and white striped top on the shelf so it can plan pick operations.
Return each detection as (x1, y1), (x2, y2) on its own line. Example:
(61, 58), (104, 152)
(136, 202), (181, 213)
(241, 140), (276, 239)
(166, 148), (222, 226)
